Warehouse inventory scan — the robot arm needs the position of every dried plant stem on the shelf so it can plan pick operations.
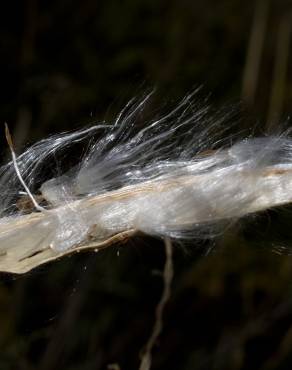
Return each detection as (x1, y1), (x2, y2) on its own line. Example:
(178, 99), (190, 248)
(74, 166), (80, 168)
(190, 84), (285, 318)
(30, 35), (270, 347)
(5, 123), (46, 213)
(266, 15), (291, 131)
(139, 237), (174, 370)
(1, 165), (292, 274)
(242, 0), (269, 105)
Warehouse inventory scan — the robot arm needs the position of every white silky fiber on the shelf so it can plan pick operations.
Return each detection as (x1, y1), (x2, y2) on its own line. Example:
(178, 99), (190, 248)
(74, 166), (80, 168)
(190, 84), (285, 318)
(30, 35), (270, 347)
(1, 91), (292, 259)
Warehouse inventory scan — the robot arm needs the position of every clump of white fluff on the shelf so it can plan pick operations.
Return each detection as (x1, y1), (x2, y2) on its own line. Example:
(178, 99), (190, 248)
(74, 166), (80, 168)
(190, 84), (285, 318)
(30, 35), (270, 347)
(0, 90), (292, 254)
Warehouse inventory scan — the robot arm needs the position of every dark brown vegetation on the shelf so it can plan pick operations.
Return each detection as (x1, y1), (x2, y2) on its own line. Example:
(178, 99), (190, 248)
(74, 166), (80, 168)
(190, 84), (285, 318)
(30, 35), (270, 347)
(1, 0), (292, 369)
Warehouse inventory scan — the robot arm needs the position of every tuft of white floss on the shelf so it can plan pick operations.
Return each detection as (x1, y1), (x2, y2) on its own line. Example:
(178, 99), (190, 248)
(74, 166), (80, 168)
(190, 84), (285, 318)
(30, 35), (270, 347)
(1, 91), (292, 254)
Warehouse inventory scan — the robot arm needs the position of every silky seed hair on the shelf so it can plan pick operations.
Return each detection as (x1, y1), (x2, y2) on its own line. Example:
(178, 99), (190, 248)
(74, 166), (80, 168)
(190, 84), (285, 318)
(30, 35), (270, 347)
(0, 91), (292, 255)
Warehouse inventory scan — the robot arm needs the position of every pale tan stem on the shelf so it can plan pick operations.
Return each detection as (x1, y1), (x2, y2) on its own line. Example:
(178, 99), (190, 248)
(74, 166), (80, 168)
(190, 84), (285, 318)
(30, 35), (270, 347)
(139, 237), (173, 370)
(0, 166), (292, 274)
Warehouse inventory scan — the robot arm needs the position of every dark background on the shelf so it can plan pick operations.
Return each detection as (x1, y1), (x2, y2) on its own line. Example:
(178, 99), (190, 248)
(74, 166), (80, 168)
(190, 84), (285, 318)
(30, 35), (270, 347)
(1, 1), (292, 369)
